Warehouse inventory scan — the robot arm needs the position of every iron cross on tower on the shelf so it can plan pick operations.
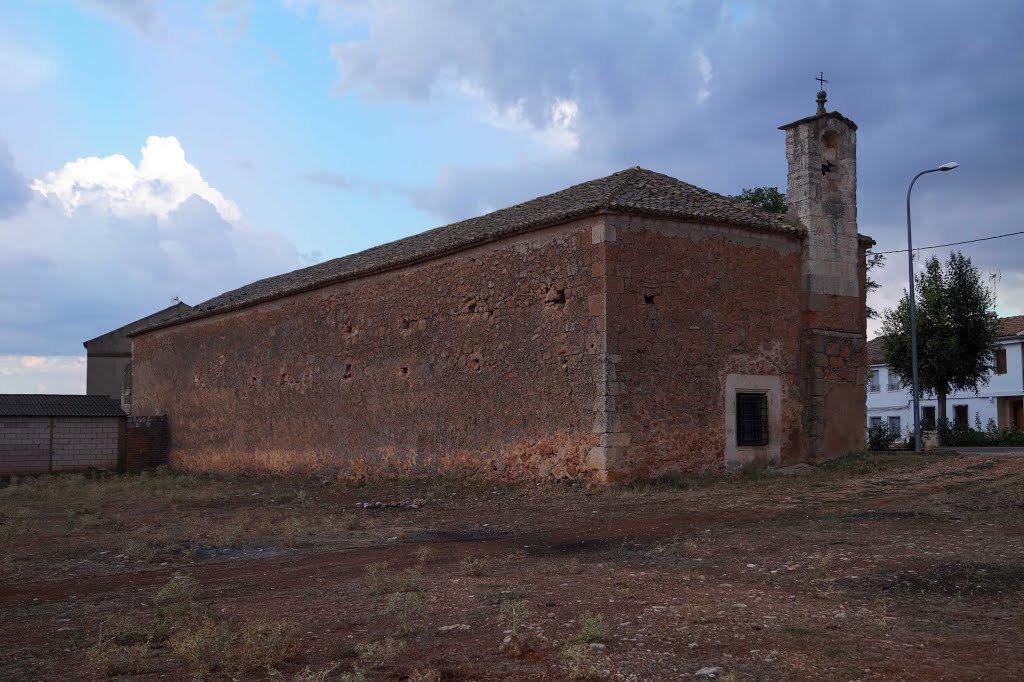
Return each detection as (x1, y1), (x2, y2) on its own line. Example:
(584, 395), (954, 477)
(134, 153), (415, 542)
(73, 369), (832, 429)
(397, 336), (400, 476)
(816, 72), (828, 90)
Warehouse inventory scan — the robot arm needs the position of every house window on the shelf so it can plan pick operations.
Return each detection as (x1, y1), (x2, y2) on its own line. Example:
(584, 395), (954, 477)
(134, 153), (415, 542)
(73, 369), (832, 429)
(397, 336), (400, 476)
(995, 348), (1007, 375)
(736, 393), (769, 446)
(922, 406), (936, 431)
(867, 370), (880, 393)
(954, 405), (969, 428)
(869, 416), (882, 429)
(888, 416), (901, 434)
(887, 372), (901, 391)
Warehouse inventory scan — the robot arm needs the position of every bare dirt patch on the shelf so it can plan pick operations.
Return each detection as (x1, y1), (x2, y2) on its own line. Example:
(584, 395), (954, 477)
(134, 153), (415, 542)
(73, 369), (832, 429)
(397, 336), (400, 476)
(2, 454), (1023, 680)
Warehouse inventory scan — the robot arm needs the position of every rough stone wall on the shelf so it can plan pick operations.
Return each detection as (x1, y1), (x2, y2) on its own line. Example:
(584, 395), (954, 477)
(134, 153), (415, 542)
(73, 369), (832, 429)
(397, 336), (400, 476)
(784, 111), (868, 461)
(784, 114), (859, 300)
(802, 330), (867, 463)
(597, 215), (806, 478)
(131, 219), (604, 481)
(0, 417), (122, 474)
(126, 415), (169, 472)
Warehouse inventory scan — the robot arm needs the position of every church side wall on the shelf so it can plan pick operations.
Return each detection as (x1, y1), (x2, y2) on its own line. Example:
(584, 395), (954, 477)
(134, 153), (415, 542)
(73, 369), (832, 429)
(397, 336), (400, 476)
(601, 215), (807, 477)
(130, 218), (604, 481)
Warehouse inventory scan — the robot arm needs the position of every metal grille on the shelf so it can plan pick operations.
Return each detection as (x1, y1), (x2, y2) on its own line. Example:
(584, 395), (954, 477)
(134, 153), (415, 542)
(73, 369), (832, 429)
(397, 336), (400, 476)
(736, 393), (768, 446)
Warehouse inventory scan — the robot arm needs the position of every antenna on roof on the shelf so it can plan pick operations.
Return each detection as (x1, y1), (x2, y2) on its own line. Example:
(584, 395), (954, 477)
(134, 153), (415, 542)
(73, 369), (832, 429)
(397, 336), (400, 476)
(172, 296), (181, 304)
(989, 269), (1001, 304)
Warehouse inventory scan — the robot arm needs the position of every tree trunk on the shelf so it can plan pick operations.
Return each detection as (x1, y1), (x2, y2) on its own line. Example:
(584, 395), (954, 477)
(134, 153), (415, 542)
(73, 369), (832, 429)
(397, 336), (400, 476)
(937, 387), (948, 445)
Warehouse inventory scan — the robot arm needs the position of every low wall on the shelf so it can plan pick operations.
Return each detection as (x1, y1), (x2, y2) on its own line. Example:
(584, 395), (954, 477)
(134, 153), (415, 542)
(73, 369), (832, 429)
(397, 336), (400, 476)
(0, 416), (124, 474)
(126, 416), (169, 472)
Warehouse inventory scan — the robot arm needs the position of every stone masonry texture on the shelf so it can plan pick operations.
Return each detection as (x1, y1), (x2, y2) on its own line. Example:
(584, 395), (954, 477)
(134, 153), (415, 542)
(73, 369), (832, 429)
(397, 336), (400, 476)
(131, 106), (870, 481)
(132, 220), (604, 480)
(601, 215), (806, 478)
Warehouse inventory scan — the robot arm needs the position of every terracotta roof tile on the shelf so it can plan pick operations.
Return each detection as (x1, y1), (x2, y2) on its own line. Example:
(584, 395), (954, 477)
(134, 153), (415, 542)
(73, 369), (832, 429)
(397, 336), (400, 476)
(133, 167), (805, 335)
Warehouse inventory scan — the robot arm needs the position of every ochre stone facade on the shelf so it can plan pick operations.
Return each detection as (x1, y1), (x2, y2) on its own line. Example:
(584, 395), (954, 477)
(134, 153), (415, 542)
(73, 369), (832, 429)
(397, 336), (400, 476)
(131, 96), (871, 481)
(133, 221), (604, 479)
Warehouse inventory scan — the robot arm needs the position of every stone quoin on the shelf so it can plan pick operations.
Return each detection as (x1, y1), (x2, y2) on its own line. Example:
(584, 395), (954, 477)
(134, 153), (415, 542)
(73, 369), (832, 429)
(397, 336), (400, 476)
(129, 93), (872, 482)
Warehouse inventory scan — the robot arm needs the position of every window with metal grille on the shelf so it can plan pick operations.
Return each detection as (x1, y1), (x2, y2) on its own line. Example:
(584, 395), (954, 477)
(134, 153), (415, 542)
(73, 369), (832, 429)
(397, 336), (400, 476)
(995, 348), (1007, 375)
(888, 416), (901, 434)
(736, 393), (768, 446)
(867, 370), (880, 392)
(887, 371), (901, 391)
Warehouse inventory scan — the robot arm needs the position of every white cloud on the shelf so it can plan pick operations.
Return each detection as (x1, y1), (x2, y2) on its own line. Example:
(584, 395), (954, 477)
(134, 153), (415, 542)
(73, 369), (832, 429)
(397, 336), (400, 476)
(458, 79), (580, 153)
(694, 49), (712, 104)
(0, 136), (300, 357)
(0, 40), (56, 92)
(32, 136), (241, 222)
(0, 355), (86, 394)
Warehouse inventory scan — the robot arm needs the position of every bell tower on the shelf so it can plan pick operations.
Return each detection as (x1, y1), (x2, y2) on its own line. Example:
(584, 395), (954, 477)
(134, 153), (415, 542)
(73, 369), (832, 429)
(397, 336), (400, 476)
(780, 82), (869, 464)
(779, 86), (859, 302)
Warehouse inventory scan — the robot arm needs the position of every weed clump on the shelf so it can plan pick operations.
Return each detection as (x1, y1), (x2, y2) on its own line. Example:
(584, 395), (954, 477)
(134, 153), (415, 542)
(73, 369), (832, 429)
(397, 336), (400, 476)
(575, 611), (609, 644)
(561, 642), (610, 681)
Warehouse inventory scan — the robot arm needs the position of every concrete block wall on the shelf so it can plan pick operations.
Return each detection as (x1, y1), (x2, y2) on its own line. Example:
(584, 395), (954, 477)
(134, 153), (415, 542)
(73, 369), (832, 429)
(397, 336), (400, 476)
(0, 416), (122, 474)
(0, 417), (52, 474)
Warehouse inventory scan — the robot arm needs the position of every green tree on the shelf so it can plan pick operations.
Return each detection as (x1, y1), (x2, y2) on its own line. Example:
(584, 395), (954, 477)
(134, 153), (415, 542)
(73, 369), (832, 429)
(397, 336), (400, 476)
(731, 186), (884, 318)
(865, 252), (884, 320)
(880, 252), (999, 440)
(730, 186), (788, 214)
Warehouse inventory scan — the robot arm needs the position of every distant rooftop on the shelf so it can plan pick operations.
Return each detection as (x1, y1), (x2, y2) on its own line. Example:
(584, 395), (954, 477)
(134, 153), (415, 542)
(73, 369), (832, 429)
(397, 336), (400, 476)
(132, 167), (807, 336)
(867, 314), (1024, 365)
(0, 395), (126, 418)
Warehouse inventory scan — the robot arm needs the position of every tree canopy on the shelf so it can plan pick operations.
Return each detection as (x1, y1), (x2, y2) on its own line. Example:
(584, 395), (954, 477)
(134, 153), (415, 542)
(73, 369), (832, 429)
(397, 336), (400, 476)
(880, 252), (999, 433)
(730, 186), (787, 214)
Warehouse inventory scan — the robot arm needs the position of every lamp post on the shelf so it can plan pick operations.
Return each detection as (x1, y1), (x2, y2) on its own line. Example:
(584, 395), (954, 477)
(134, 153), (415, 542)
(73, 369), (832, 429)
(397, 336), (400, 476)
(906, 161), (959, 452)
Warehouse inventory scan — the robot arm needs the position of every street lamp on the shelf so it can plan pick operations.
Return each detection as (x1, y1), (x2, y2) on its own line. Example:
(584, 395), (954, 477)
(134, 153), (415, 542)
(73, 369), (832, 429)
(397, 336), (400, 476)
(906, 161), (959, 452)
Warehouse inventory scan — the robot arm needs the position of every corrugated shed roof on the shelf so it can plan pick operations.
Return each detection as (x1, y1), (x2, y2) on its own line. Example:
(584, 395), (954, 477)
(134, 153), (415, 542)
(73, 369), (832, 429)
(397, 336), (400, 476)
(0, 395), (126, 418)
(132, 167), (807, 336)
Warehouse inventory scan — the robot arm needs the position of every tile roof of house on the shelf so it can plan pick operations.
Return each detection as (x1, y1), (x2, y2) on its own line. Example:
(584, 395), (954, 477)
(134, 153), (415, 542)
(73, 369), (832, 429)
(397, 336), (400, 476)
(132, 167), (808, 336)
(866, 337), (884, 365)
(997, 314), (1024, 337)
(0, 395), (126, 418)
(866, 314), (1024, 366)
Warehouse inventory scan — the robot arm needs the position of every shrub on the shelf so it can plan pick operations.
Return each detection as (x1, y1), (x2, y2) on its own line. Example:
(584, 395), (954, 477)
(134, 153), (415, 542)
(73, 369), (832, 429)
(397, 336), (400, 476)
(866, 424), (899, 451)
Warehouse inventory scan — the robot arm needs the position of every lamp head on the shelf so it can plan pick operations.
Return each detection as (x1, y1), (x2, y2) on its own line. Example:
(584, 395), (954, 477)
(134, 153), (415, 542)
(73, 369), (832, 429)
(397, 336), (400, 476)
(938, 162), (959, 171)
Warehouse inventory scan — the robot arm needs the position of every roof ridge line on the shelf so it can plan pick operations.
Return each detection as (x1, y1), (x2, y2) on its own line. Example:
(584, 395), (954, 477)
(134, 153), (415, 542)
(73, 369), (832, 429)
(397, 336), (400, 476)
(603, 166), (646, 206)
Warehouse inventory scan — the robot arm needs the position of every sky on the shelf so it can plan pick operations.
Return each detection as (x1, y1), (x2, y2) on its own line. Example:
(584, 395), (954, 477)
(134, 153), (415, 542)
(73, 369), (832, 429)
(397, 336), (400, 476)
(1, 0), (1022, 393)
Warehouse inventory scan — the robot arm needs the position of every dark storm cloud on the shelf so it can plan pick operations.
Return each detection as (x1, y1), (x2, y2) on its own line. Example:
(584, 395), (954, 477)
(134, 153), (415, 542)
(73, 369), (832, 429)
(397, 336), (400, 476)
(320, 0), (1024, 316)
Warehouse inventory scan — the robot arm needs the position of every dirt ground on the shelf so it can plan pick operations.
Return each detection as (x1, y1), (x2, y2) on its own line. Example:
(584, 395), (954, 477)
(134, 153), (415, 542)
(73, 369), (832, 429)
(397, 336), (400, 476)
(1, 453), (1022, 681)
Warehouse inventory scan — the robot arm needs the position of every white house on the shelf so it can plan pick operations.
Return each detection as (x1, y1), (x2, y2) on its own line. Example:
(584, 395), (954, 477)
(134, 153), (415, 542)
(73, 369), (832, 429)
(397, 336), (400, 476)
(866, 315), (1024, 436)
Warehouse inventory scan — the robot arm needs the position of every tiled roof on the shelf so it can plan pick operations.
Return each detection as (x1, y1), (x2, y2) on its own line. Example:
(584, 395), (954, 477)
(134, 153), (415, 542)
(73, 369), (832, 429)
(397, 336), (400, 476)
(866, 337), (884, 365)
(133, 167), (805, 335)
(0, 395), (126, 418)
(867, 314), (1024, 366)
(997, 315), (1024, 337)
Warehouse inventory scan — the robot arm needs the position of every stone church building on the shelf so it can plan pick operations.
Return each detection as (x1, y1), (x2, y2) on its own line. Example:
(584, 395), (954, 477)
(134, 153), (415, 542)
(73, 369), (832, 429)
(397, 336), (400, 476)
(131, 93), (871, 482)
